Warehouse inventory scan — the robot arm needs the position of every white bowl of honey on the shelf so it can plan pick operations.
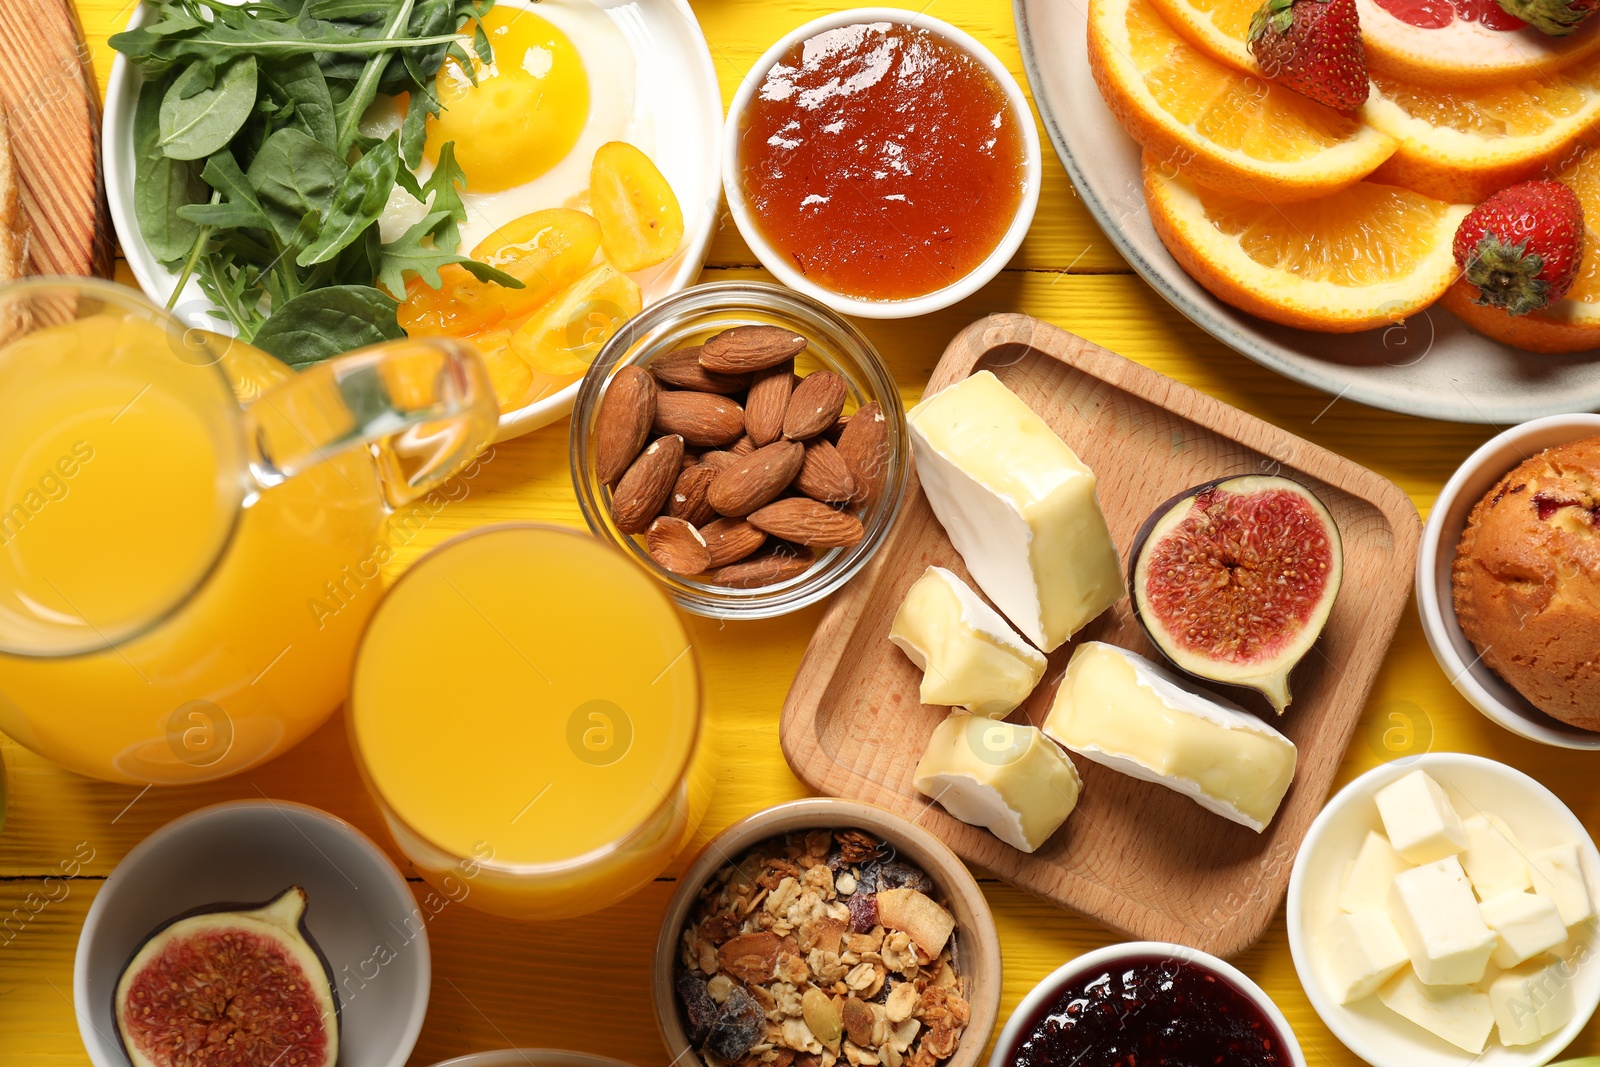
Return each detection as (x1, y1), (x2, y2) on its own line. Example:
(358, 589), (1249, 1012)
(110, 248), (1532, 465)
(722, 10), (1042, 320)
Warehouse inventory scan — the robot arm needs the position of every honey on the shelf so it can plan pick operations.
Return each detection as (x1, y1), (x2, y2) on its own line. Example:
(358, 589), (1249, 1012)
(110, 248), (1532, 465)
(738, 22), (1027, 302)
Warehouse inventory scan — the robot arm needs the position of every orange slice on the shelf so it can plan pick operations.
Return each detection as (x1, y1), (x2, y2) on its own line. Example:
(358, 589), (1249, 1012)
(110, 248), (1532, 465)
(1365, 61), (1600, 202)
(1143, 152), (1470, 331)
(1357, 0), (1600, 88)
(1089, 0), (1396, 202)
(1442, 152), (1600, 352)
(1144, 0), (1258, 70)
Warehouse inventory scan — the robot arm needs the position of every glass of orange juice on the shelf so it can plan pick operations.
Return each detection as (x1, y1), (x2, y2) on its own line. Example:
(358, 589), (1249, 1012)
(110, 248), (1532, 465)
(0, 279), (500, 783)
(348, 523), (712, 920)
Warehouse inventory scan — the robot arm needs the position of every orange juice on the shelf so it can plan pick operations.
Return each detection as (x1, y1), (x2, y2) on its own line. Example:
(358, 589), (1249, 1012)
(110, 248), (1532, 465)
(350, 524), (710, 920)
(0, 312), (386, 782)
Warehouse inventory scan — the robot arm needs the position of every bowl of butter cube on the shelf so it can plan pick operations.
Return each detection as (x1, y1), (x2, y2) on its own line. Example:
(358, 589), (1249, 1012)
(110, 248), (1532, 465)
(1287, 752), (1600, 1067)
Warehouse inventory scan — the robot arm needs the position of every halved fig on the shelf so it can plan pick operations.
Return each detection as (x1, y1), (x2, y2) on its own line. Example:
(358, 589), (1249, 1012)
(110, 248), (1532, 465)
(114, 886), (339, 1067)
(1129, 475), (1343, 714)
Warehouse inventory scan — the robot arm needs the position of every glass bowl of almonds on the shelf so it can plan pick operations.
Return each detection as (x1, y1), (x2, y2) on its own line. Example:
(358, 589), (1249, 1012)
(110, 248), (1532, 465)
(652, 798), (1001, 1067)
(570, 282), (908, 619)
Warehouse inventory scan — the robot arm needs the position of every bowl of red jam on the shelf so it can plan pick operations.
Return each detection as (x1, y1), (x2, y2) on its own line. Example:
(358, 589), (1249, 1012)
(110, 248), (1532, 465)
(990, 942), (1307, 1067)
(723, 10), (1041, 319)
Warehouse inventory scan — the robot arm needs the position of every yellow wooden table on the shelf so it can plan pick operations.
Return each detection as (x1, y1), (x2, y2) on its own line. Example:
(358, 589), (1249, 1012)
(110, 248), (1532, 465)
(4, 1), (1597, 1063)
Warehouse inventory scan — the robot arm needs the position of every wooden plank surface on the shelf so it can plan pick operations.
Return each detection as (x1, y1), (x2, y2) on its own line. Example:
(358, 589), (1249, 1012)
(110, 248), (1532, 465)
(2, 0), (1596, 1065)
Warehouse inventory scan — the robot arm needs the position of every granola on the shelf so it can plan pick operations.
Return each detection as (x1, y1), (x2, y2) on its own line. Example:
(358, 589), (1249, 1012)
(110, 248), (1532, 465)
(676, 829), (971, 1067)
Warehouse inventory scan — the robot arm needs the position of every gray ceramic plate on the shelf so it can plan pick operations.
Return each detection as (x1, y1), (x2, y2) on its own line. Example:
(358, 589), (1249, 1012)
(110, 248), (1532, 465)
(1014, 0), (1600, 423)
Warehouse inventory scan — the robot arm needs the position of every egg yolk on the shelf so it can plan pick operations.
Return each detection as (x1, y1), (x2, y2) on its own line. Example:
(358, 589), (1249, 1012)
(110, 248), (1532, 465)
(425, 8), (590, 194)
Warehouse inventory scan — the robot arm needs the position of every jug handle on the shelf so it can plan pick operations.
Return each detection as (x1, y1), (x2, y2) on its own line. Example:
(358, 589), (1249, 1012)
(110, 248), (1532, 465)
(241, 337), (499, 508)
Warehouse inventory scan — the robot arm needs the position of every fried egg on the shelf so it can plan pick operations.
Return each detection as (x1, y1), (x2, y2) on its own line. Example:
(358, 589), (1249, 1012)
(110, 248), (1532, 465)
(374, 0), (643, 253)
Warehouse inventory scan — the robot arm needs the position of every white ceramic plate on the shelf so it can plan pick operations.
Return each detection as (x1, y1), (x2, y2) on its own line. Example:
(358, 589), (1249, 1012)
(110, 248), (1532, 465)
(103, 0), (722, 442)
(1287, 754), (1600, 1067)
(1013, 0), (1600, 424)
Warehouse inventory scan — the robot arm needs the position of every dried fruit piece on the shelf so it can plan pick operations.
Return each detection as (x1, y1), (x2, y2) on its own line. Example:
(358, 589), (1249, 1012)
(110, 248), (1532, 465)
(647, 516), (712, 575)
(706, 984), (765, 1061)
(707, 441), (805, 516)
(748, 498), (865, 549)
(590, 141), (685, 272)
(114, 886), (338, 1067)
(652, 347), (748, 393)
(1130, 474), (1343, 713)
(510, 264), (642, 377)
(612, 434), (684, 534)
(885, 982), (919, 1023)
(875, 887), (955, 957)
(745, 362), (796, 446)
(718, 930), (783, 984)
(701, 518), (768, 568)
(667, 463), (719, 526)
(654, 390), (746, 447)
(835, 401), (891, 507)
(594, 365), (657, 485)
(794, 439), (857, 504)
(784, 370), (849, 441)
(803, 987), (843, 1049)
(843, 996), (876, 1047)
(711, 547), (815, 588)
(700, 325), (808, 372)
(677, 972), (719, 1044)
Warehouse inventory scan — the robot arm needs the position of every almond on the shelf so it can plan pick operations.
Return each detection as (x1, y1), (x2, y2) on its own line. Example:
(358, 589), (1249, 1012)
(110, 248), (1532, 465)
(650, 347), (748, 394)
(667, 463), (719, 526)
(611, 434), (683, 534)
(594, 366), (656, 485)
(744, 361), (794, 446)
(731, 434), (758, 456)
(706, 440), (804, 517)
(653, 390), (745, 447)
(700, 450), (740, 471)
(646, 516), (711, 575)
(783, 370), (847, 441)
(836, 401), (890, 506)
(793, 439), (857, 504)
(748, 497), (864, 548)
(700, 517), (768, 568)
(710, 546), (815, 588)
(700, 325), (807, 373)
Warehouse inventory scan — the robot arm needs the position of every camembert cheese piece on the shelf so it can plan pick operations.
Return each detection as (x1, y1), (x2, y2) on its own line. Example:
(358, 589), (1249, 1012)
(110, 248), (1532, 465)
(913, 712), (1081, 853)
(1461, 812), (1532, 901)
(1042, 642), (1297, 832)
(1375, 770), (1468, 864)
(888, 566), (1047, 718)
(906, 371), (1122, 652)
(1339, 830), (1405, 914)
(1318, 911), (1410, 1004)
(1529, 843), (1596, 927)
(1389, 856), (1497, 985)
(1489, 956), (1577, 1046)
(1480, 891), (1567, 968)
(1377, 972), (1495, 1054)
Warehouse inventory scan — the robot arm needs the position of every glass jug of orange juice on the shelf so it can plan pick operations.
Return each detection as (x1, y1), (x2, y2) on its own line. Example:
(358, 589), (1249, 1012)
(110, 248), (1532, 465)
(0, 279), (499, 784)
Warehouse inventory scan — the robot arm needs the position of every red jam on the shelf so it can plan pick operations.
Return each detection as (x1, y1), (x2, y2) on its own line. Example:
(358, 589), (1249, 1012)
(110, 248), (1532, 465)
(1374, 0), (1526, 30)
(1008, 955), (1289, 1067)
(737, 22), (1027, 302)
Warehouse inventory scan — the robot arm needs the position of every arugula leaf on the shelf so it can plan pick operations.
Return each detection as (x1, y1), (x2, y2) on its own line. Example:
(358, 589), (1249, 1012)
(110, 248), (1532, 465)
(375, 210), (521, 295)
(253, 284), (405, 366)
(246, 127), (346, 246)
(133, 72), (207, 263)
(159, 55), (259, 161)
(419, 141), (469, 251)
(297, 134), (399, 265)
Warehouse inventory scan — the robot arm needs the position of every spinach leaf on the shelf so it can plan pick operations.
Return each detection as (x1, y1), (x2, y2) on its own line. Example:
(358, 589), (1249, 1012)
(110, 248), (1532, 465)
(133, 75), (207, 263)
(297, 134), (400, 266)
(159, 56), (259, 161)
(375, 210), (521, 295)
(252, 284), (404, 365)
(259, 53), (336, 146)
(246, 127), (346, 245)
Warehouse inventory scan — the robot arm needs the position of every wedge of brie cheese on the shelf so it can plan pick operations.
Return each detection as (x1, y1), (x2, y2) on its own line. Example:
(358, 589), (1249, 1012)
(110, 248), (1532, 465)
(889, 566), (1048, 718)
(913, 712), (1082, 853)
(906, 371), (1123, 652)
(1043, 641), (1297, 832)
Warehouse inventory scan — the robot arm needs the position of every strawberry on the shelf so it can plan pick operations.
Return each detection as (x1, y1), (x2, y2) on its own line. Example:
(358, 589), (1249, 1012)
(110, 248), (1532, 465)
(1248, 0), (1370, 111)
(1454, 180), (1585, 317)
(1493, 0), (1597, 35)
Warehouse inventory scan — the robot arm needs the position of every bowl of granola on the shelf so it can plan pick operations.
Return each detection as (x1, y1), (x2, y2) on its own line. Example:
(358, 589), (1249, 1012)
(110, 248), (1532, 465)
(654, 798), (1000, 1067)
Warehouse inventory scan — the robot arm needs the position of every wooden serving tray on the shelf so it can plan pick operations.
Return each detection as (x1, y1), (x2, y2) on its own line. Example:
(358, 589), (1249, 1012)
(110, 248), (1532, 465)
(779, 313), (1422, 957)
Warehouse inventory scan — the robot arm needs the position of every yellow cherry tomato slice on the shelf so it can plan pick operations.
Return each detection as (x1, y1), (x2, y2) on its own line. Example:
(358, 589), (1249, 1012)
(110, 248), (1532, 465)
(397, 263), (505, 338)
(590, 142), (684, 273)
(510, 264), (642, 377)
(471, 208), (602, 320)
(465, 324), (534, 413)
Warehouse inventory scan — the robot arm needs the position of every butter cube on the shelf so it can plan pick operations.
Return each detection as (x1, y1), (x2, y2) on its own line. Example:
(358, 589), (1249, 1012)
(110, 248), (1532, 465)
(913, 713), (1081, 853)
(888, 566), (1048, 718)
(1339, 830), (1406, 913)
(1389, 857), (1497, 985)
(1489, 956), (1577, 1046)
(1375, 770), (1468, 864)
(1480, 891), (1567, 968)
(1529, 843), (1595, 926)
(907, 371), (1123, 652)
(1377, 973), (1495, 1054)
(1317, 911), (1410, 1004)
(1042, 642), (1297, 832)
(1461, 812), (1532, 901)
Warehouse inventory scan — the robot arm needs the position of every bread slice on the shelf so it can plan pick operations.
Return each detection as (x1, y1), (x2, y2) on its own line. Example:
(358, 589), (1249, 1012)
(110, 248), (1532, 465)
(0, 107), (29, 283)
